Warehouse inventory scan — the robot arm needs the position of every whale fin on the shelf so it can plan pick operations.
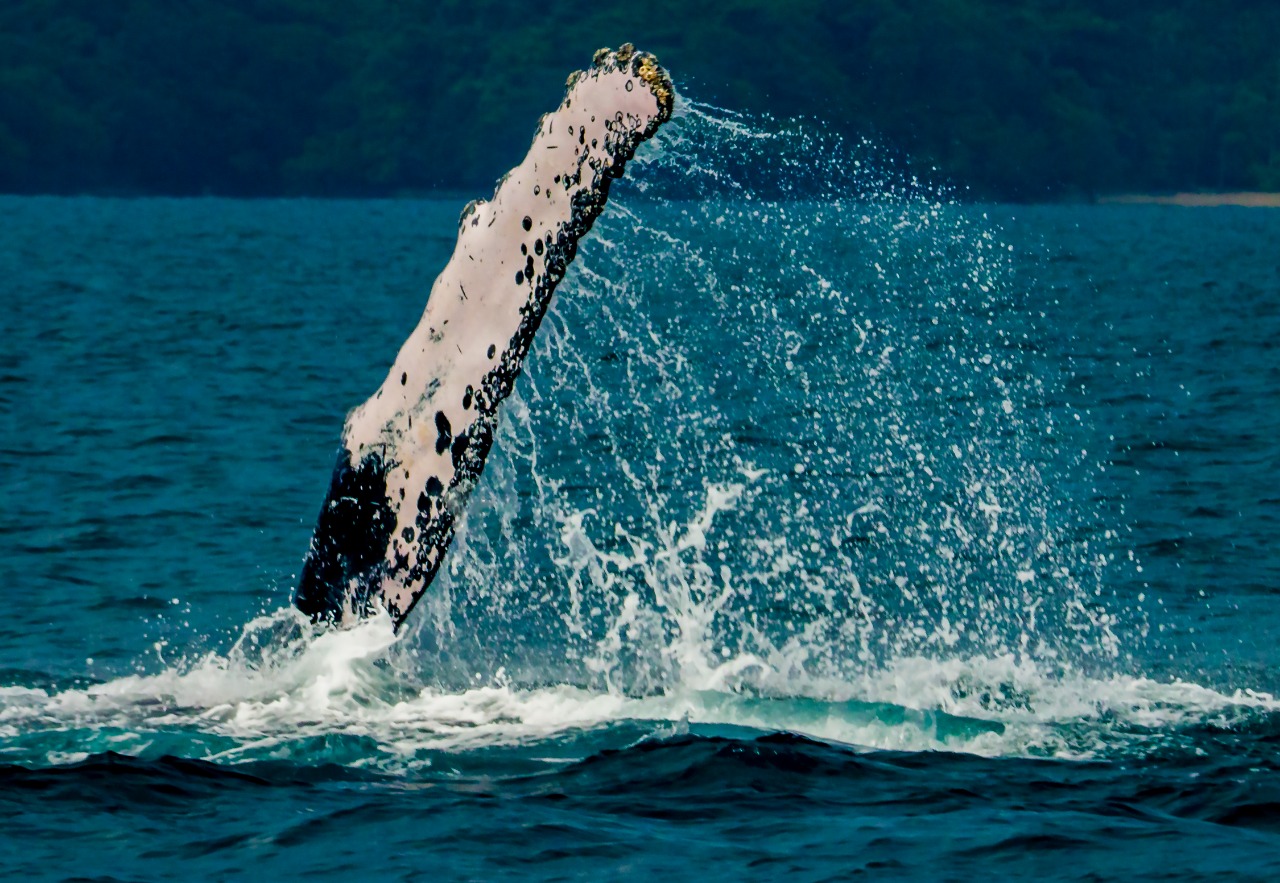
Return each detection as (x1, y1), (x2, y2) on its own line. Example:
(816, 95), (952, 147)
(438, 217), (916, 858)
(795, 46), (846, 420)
(295, 46), (675, 628)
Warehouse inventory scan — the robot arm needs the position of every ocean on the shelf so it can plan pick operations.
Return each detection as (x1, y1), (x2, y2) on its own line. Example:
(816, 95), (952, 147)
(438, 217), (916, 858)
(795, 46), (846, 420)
(2, 104), (1279, 880)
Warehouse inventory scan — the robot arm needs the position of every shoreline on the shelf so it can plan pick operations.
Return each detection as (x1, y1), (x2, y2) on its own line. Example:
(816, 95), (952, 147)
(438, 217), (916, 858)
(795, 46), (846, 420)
(3, 190), (1280, 207)
(1097, 192), (1280, 207)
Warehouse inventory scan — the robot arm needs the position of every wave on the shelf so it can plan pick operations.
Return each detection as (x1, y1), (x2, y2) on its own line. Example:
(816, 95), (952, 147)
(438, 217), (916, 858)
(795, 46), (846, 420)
(0, 609), (1273, 772)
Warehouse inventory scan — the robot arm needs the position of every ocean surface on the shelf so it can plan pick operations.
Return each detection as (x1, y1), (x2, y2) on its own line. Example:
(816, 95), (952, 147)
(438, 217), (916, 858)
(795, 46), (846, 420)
(2, 105), (1280, 880)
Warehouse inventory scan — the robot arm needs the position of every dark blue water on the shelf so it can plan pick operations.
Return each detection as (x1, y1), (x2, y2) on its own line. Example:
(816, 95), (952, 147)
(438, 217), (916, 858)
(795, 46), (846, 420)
(2, 106), (1280, 880)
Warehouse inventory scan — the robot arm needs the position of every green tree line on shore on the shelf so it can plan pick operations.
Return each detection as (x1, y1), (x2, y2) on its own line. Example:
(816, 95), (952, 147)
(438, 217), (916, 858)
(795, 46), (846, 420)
(2, 0), (1277, 200)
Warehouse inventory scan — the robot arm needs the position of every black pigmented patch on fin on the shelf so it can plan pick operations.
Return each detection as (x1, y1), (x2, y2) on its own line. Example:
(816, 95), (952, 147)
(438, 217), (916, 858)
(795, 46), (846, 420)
(435, 411), (452, 455)
(450, 432), (470, 468)
(295, 449), (395, 623)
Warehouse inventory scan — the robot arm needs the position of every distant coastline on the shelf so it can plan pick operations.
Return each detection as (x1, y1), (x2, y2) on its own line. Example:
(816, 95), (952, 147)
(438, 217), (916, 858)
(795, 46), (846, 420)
(4, 4), (1279, 203)
(1097, 192), (1280, 208)
(6, 190), (1280, 207)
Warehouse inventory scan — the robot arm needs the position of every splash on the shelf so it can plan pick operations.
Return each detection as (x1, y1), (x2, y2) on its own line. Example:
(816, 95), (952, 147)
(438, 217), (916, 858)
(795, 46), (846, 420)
(418, 97), (1140, 699)
(5, 98), (1265, 771)
(0, 608), (1273, 770)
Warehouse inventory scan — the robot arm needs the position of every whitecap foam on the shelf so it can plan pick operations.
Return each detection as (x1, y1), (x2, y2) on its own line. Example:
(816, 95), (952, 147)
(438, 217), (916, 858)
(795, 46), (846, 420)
(0, 610), (1273, 770)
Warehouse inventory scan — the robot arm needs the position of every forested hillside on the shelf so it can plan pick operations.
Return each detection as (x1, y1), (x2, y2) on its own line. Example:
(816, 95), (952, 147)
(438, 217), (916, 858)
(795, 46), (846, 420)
(2, 0), (1277, 199)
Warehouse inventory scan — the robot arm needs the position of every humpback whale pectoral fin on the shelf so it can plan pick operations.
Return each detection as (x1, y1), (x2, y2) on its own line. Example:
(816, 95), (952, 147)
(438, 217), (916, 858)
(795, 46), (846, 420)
(296, 47), (675, 630)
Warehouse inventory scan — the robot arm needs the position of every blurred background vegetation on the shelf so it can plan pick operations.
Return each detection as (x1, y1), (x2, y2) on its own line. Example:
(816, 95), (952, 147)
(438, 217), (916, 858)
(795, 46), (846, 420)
(2, 0), (1277, 200)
